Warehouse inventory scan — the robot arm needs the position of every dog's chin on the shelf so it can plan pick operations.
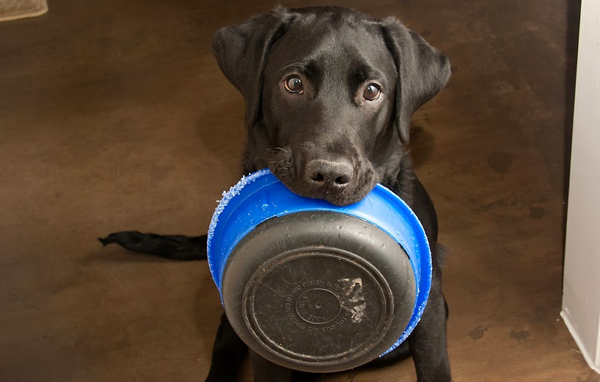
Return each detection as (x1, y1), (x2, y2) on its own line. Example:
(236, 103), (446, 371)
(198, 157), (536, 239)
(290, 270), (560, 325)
(322, 187), (373, 206)
(278, 179), (377, 207)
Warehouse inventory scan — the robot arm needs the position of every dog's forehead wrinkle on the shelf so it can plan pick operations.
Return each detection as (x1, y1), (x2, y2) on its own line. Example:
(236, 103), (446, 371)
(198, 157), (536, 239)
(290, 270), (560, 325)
(304, 39), (393, 89)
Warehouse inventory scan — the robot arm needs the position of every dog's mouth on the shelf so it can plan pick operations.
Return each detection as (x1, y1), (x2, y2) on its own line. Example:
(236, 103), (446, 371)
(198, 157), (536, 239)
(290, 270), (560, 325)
(266, 147), (379, 206)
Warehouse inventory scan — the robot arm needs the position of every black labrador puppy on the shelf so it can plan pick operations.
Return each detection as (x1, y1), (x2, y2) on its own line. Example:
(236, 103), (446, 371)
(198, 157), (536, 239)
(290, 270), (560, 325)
(100, 6), (452, 382)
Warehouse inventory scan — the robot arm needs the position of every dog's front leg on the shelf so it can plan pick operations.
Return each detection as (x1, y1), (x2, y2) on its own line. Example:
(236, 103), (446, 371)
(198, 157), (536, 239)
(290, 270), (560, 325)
(408, 281), (452, 382)
(204, 313), (248, 382)
(250, 352), (324, 382)
(249, 350), (293, 382)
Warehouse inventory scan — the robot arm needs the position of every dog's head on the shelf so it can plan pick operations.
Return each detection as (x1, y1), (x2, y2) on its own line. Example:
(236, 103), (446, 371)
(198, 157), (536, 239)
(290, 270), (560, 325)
(213, 6), (450, 206)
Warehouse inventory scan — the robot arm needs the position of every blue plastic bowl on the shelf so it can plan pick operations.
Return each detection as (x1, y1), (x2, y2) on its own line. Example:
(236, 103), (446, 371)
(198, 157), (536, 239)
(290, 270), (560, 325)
(207, 169), (432, 372)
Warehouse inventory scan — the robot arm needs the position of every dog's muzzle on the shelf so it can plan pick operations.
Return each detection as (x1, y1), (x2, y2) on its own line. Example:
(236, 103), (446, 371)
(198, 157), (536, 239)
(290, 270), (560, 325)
(207, 170), (432, 373)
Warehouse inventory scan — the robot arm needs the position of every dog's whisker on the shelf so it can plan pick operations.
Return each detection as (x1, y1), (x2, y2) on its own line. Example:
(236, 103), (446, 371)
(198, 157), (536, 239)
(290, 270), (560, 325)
(252, 155), (264, 165)
(266, 147), (291, 157)
(273, 159), (287, 172)
(275, 147), (290, 155)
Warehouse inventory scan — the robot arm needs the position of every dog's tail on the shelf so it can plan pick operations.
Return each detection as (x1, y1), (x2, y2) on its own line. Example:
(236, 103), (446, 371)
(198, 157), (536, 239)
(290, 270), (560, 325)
(98, 231), (207, 261)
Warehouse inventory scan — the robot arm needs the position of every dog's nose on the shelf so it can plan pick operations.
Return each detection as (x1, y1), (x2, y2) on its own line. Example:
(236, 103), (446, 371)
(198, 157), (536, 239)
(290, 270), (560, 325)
(305, 159), (354, 192)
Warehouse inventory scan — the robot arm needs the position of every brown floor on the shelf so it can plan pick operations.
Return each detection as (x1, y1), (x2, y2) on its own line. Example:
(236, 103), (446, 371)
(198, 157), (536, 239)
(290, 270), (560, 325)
(0, 0), (595, 381)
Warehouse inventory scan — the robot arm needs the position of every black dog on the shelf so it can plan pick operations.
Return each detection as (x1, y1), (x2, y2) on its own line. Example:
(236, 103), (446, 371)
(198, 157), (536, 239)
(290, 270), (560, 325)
(100, 6), (451, 382)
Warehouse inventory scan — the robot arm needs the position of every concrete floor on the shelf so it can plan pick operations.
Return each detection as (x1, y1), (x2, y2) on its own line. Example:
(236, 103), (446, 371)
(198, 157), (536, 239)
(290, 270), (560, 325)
(1, 0), (596, 381)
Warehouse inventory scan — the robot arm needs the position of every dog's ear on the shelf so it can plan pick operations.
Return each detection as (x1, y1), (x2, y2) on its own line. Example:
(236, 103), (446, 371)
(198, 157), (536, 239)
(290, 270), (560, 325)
(380, 17), (451, 144)
(213, 7), (295, 128)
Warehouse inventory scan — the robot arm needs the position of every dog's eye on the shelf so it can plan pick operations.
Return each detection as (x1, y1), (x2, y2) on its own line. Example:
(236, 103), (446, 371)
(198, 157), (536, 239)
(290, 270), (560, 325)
(363, 84), (381, 101)
(284, 76), (304, 94)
